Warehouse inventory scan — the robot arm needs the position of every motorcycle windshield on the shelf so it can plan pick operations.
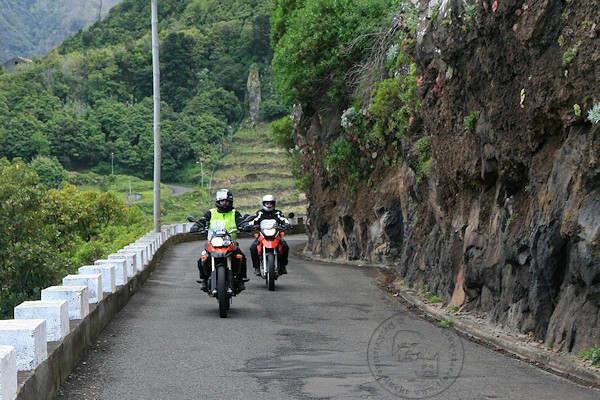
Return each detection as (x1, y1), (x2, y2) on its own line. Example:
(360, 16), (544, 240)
(260, 219), (277, 230)
(260, 219), (278, 237)
(207, 224), (227, 241)
(207, 222), (237, 242)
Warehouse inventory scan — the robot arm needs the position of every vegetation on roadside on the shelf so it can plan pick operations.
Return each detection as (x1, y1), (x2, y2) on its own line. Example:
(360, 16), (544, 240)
(0, 159), (149, 319)
(437, 319), (453, 328)
(578, 347), (600, 366)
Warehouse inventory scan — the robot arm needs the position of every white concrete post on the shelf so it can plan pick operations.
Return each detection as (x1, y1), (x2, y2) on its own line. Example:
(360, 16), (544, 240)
(0, 320), (47, 371)
(63, 274), (102, 304)
(14, 300), (69, 342)
(108, 253), (134, 278)
(41, 286), (89, 320)
(136, 238), (156, 257)
(0, 346), (17, 400)
(174, 223), (185, 234)
(118, 248), (143, 272)
(125, 243), (150, 267)
(95, 259), (127, 286)
(79, 265), (116, 294)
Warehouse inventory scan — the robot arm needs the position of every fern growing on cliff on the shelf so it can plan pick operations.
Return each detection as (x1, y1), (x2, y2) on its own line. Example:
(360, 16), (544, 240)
(464, 110), (480, 131)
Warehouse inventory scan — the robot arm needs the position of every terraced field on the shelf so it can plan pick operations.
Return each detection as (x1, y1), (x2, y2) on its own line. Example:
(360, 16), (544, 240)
(209, 122), (307, 218)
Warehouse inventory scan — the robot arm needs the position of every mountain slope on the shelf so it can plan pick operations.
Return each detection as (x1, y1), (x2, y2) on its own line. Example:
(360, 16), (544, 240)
(209, 122), (307, 217)
(0, 0), (122, 62)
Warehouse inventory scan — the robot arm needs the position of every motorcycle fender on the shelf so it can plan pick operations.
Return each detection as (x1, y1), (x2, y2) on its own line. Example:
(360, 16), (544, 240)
(262, 241), (278, 250)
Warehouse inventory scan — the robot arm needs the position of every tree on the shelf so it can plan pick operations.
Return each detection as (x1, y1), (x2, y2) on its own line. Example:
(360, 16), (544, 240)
(271, 0), (399, 106)
(0, 160), (63, 318)
(183, 87), (242, 124)
(30, 156), (68, 189)
(3, 115), (50, 160)
(161, 32), (200, 112)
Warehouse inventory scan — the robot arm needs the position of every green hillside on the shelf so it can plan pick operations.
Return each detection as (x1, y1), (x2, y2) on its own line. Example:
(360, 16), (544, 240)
(0, 0), (287, 185)
(209, 122), (307, 217)
(0, 0), (122, 62)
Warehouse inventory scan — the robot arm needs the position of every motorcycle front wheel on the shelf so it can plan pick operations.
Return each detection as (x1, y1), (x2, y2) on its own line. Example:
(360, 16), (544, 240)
(266, 253), (275, 291)
(217, 265), (228, 318)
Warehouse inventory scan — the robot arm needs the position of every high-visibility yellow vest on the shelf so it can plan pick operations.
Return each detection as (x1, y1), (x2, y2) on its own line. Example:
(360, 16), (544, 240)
(209, 208), (237, 241)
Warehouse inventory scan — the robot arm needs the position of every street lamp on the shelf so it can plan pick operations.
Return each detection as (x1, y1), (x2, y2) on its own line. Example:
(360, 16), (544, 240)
(151, 0), (161, 233)
(196, 160), (204, 187)
(111, 152), (114, 175)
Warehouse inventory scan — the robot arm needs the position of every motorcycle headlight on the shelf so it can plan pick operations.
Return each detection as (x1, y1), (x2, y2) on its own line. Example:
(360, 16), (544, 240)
(263, 228), (277, 236)
(210, 236), (225, 247)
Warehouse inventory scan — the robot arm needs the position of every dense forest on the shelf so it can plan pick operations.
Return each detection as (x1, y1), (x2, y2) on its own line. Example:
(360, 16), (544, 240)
(0, 0), (285, 182)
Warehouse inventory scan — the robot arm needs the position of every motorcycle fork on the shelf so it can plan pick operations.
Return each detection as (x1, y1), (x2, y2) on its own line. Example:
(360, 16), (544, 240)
(260, 248), (278, 276)
(209, 256), (233, 296)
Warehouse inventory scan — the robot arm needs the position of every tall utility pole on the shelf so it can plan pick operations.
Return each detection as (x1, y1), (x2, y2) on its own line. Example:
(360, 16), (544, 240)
(151, 0), (161, 233)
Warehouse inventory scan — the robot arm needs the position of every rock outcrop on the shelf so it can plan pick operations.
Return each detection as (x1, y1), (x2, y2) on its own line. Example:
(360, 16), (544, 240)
(297, 0), (599, 352)
(247, 65), (261, 123)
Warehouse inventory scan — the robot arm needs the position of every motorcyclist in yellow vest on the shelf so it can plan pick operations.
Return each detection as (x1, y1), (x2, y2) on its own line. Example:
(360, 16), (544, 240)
(190, 189), (249, 291)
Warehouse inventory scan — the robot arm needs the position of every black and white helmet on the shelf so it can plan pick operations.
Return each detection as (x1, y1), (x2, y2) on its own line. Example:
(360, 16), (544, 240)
(262, 194), (276, 212)
(215, 189), (233, 212)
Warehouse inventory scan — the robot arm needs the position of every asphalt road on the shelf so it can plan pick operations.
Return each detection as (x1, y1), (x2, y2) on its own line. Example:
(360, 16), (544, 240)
(55, 235), (600, 400)
(166, 185), (196, 196)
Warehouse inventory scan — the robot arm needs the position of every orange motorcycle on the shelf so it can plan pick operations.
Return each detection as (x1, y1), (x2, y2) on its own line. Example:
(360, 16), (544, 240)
(188, 216), (244, 318)
(254, 218), (290, 291)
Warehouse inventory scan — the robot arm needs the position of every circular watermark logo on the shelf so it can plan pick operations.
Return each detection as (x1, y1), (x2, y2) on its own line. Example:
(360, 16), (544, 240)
(368, 314), (464, 398)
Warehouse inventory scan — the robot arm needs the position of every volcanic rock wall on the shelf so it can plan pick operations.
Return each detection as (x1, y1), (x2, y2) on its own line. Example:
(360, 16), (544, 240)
(297, 0), (599, 352)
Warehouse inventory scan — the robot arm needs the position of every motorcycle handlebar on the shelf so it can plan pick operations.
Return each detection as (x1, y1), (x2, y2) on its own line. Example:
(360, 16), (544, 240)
(192, 228), (257, 236)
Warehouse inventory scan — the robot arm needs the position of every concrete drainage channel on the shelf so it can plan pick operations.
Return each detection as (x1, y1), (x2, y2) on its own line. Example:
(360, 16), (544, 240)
(0, 223), (199, 400)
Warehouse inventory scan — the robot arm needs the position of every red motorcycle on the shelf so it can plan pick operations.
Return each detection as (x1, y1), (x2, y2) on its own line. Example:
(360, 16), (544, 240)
(254, 218), (290, 291)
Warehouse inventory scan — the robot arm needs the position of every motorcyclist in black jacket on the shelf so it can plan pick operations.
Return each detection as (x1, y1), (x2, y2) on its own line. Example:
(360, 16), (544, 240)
(245, 194), (291, 276)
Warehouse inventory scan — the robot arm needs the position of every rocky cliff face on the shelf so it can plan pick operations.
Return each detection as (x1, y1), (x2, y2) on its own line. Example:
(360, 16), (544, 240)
(297, 0), (599, 352)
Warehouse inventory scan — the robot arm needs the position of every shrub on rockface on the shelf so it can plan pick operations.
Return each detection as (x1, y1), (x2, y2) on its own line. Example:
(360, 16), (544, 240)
(588, 103), (600, 124)
(369, 61), (419, 143)
(325, 137), (364, 185)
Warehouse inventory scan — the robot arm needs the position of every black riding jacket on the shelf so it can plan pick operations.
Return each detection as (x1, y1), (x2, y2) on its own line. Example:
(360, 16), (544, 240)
(248, 209), (290, 227)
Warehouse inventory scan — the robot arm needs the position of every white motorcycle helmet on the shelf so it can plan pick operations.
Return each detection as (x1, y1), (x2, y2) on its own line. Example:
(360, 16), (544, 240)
(262, 194), (276, 212)
(215, 189), (234, 212)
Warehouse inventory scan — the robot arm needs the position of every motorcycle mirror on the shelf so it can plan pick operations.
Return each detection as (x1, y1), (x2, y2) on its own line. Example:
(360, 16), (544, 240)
(288, 212), (295, 218)
(187, 216), (197, 222)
